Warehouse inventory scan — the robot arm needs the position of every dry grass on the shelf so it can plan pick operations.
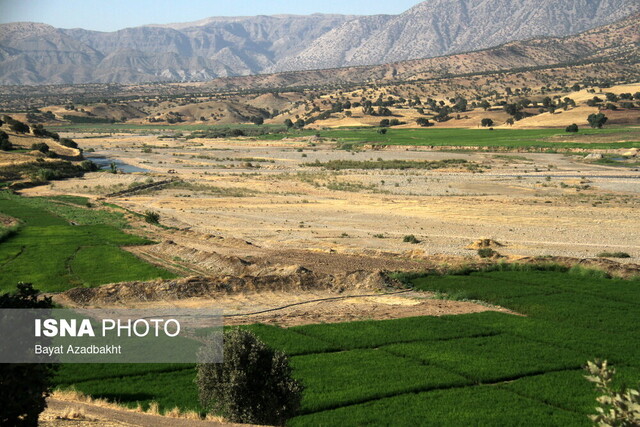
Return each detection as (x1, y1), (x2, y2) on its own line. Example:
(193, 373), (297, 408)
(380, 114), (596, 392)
(52, 389), (216, 422)
(55, 408), (91, 421)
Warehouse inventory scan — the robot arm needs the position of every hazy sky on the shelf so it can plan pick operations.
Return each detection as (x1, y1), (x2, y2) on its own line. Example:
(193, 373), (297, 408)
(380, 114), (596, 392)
(0, 0), (422, 31)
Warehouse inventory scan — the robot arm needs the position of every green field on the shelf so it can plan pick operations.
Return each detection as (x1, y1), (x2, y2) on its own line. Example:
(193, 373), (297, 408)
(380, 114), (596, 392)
(47, 122), (639, 150)
(56, 266), (640, 425)
(305, 127), (640, 150)
(0, 192), (176, 292)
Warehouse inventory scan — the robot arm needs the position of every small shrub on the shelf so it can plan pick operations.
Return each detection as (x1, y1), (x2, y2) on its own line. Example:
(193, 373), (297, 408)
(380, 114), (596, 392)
(196, 329), (303, 425)
(584, 360), (640, 426)
(565, 124), (579, 133)
(144, 211), (160, 224)
(477, 248), (498, 258)
(403, 235), (420, 244)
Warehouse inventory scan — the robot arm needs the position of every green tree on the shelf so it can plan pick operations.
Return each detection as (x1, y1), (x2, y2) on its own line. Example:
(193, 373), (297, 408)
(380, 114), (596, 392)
(196, 329), (302, 425)
(588, 113), (608, 129)
(416, 117), (431, 127)
(250, 116), (264, 125)
(0, 283), (58, 426)
(605, 93), (619, 103)
(284, 119), (294, 129)
(0, 130), (11, 151)
(481, 118), (494, 127)
(31, 143), (49, 153)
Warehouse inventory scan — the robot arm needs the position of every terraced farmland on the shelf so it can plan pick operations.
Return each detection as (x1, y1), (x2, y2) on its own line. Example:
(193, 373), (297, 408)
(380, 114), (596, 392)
(0, 192), (176, 292)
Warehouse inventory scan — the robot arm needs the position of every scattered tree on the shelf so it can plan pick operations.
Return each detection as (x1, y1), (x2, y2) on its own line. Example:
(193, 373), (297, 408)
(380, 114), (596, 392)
(31, 143), (49, 153)
(416, 117), (432, 127)
(196, 329), (303, 425)
(0, 131), (11, 151)
(588, 113), (608, 129)
(481, 118), (494, 127)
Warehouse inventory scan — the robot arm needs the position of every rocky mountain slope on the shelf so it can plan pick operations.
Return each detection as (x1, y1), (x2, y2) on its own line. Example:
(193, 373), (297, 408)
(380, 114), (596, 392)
(0, 0), (637, 85)
(203, 14), (640, 91)
(275, 0), (639, 72)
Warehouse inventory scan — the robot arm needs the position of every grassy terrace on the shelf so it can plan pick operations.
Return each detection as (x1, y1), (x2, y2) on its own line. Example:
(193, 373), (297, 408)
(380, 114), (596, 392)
(0, 192), (176, 292)
(56, 266), (640, 425)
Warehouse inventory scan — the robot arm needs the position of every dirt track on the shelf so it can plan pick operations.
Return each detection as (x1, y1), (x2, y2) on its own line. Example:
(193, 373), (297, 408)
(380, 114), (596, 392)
(41, 398), (242, 427)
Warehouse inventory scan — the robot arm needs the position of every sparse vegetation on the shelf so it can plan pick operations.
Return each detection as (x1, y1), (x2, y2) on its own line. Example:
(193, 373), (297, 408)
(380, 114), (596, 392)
(304, 159), (471, 171)
(477, 248), (498, 258)
(403, 235), (420, 244)
(597, 252), (631, 259)
(144, 211), (160, 224)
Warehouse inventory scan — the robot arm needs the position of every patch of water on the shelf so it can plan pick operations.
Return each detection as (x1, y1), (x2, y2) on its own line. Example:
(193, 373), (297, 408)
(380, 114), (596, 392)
(86, 156), (149, 173)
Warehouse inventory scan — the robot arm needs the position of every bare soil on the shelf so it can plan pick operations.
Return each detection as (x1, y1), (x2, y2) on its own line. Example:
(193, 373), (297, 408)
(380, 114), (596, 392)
(25, 132), (640, 324)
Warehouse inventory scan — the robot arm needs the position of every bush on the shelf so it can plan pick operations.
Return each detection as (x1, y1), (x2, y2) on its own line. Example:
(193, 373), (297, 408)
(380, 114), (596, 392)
(31, 143), (49, 153)
(196, 329), (303, 425)
(565, 124), (579, 133)
(0, 283), (58, 426)
(79, 160), (99, 172)
(0, 131), (12, 151)
(597, 252), (631, 259)
(144, 211), (160, 224)
(477, 248), (498, 258)
(584, 360), (640, 426)
(403, 235), (420, 244)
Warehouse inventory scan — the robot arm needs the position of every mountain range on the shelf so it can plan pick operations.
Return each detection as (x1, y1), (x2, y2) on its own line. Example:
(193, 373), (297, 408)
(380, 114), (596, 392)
(0, 0), (638, 85)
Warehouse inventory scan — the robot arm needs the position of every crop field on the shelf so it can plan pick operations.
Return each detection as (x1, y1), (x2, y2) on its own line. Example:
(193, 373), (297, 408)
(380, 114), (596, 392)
(55, 267), (640, 425)
(311, 127), (640, 150)
(0, 192), (176, 292)
(49, 123), (639, 150)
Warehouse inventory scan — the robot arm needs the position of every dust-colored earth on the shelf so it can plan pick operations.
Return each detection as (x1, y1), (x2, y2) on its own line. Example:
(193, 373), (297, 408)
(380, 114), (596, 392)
(27, 133), (640, 263)
(25, 132), (637, 323)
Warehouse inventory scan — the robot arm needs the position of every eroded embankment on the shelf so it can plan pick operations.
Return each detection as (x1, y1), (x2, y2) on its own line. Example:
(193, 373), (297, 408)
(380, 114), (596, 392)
(59, 268), (393, 306)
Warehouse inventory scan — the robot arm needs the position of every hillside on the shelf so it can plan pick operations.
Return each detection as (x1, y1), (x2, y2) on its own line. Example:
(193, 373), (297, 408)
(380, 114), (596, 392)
(275, 0), (639, 72)
(0, 0), (637, 85)
(203, 13), (640, 91)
